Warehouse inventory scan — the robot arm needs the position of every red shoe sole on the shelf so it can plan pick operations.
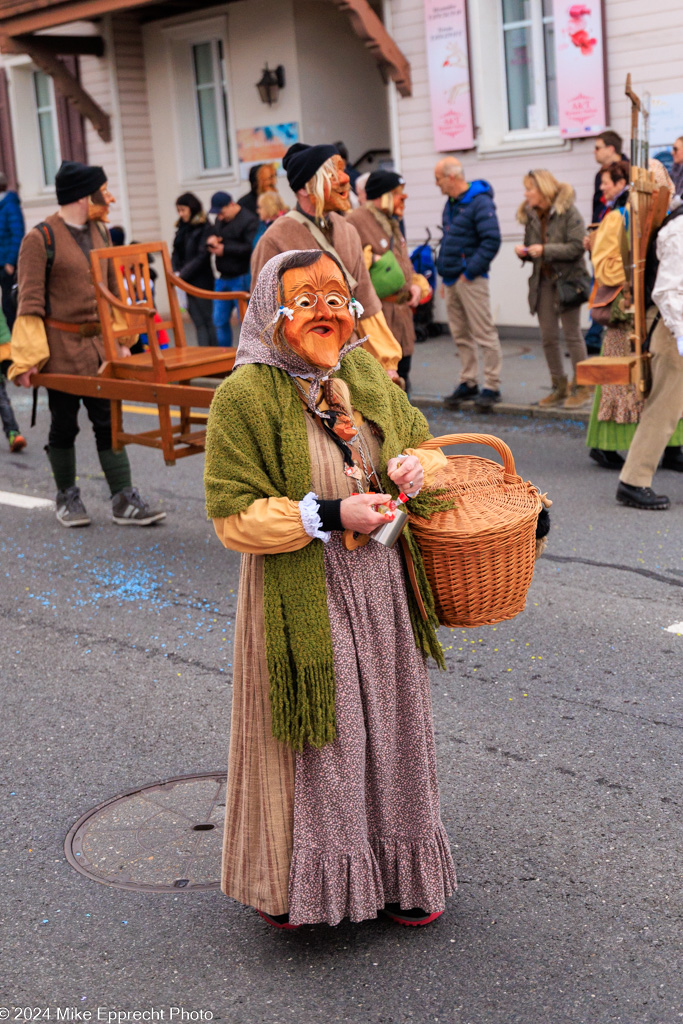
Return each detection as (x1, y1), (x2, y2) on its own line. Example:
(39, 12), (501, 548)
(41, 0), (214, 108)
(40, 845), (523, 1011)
(10, 437), (26, 452)
(381, 909), (444, 927)
(256, 909), (299, 930)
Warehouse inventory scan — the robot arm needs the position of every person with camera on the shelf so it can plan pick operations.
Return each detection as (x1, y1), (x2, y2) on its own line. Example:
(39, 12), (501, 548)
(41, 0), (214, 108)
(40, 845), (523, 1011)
(205, 191), (258, 347)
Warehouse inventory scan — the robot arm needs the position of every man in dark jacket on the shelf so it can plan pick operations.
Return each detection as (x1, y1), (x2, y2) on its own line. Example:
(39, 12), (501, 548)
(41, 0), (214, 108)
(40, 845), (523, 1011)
(0, 172), (25, 329)
(206, 191), (258, 346)
(435, 157), (503, 410)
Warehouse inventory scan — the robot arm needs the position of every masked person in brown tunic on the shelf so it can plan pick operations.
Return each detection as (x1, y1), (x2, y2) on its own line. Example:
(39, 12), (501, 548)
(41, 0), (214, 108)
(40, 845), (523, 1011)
(251, 143), (403, 379)
(347, 170), (431, 394)
(205, 249), (456, 929)
(8, 160), (164, 528)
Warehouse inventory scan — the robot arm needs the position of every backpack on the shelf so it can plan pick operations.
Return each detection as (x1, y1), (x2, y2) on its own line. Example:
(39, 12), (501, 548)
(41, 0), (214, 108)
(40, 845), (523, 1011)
(10, 220), (56, 320)
(410, 238), (437, 289)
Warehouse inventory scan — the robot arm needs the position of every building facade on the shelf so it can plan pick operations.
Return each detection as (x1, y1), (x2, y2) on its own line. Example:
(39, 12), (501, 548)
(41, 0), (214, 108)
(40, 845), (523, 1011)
(0, 0), (679, 328)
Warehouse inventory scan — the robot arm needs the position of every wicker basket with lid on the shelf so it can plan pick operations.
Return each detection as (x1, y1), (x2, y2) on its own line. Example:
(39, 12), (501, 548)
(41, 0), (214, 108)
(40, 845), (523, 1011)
(409, 433), (543, 628)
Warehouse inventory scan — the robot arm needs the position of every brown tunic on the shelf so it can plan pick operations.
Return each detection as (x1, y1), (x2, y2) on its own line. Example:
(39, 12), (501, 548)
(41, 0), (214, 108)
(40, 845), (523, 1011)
(16, 213), (116, 376)
(251, 211), (381, 320)
(346, 206), (416, 357)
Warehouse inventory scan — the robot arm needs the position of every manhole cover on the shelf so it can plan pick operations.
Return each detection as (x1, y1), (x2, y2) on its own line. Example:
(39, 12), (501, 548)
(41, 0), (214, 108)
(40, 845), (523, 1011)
(65, 772), (226, 891)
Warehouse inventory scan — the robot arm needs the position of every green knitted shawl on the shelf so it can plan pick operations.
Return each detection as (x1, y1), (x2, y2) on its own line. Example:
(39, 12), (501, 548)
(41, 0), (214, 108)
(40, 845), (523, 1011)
(204, 346), (445, 751)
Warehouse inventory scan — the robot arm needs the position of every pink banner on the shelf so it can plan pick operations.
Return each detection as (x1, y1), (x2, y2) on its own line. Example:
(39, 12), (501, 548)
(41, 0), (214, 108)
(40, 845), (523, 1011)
(553, 1), (608, 138)
(424, 0), (474, 152)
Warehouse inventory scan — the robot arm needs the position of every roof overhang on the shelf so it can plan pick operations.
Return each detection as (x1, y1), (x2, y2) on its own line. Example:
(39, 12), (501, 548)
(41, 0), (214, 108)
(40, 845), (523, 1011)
(0, 0), (411, 144)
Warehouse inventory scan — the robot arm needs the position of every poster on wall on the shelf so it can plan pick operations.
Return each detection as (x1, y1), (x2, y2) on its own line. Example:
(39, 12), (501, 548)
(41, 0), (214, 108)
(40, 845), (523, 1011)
(553, 1), (608, 138)
(648, 93), (683, 173)
(424, 0), (474, 152)
(237, 122), (299, 178)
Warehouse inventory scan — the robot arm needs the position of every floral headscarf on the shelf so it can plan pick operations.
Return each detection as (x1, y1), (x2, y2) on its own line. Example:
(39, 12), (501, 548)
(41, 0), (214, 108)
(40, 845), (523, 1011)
(233, 249), (366, 412)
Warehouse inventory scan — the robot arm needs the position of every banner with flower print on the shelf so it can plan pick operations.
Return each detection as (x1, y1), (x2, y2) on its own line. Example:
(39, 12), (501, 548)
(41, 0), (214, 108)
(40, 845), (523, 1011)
(424, 0), (475, 152)
(553, 1), (608, 138)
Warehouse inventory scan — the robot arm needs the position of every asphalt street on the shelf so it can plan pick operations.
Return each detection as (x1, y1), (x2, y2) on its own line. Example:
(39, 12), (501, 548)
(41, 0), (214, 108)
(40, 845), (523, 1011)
(1, 394), (682, 1024)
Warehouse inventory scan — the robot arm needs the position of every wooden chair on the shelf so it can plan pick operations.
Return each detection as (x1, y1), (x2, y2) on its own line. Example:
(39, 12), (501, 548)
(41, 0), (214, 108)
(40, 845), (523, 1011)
(36, 241), (248, 465)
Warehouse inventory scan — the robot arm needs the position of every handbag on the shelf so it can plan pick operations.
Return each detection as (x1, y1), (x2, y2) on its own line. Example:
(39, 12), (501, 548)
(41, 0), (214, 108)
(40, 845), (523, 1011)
(590, 283), (633, 327)
(369, 248), (406, 300)
(556, 273), (591, 310)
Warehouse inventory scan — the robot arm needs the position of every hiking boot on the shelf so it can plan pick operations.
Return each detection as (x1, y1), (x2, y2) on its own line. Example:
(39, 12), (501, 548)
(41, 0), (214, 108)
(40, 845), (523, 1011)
(111, 486), (166, 526)
(616, 482), (670, 510)
(563, 381), (594, 409)
(474, 388), (502, 411)
(8, 430), (26, 453)
(56, 485), (91, 528)
(444, 382), (479, 408)
(381, 904), (444, 927)
(538, 375), (568, 408)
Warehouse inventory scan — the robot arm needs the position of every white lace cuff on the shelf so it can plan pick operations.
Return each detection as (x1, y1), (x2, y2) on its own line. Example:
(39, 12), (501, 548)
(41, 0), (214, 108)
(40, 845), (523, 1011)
(299, 491), (331, 543)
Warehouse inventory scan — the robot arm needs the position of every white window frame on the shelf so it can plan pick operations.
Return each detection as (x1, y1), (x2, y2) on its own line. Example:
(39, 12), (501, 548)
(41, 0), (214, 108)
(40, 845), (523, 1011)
(191, 37), (232, 173)
(33, 69), (61, 189)
(500, 0), (556, 138)
(163, 16), (238, 185)
(468, 0), (569, 157)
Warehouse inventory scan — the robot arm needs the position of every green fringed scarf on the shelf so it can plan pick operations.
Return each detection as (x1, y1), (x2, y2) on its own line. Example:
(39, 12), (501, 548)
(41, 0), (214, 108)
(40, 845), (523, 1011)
(204, 346), (445, 751)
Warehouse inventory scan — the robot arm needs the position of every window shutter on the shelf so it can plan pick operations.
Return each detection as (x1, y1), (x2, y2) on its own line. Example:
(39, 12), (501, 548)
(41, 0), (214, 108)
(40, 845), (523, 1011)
(0, 68), (18, 189)
(55, 55), (87, 163)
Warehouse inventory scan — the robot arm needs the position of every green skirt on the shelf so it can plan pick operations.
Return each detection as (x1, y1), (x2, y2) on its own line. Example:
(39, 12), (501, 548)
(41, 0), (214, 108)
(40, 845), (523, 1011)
(586, 385), (683, 450)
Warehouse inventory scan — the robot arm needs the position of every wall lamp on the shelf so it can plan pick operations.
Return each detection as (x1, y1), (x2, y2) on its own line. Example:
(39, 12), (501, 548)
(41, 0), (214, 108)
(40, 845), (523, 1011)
(256, 63), (285, 105)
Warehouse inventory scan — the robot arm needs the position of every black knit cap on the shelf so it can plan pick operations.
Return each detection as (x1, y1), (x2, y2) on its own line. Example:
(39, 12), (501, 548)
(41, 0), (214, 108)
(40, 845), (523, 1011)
(55, 160), (107, 205)
(282, 142), (339, 192)
(365, 170), (405, 200)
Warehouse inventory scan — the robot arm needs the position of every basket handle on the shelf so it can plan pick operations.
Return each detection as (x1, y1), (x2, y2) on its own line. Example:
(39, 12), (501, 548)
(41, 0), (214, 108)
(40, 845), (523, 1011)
(418, 433), (521, 483)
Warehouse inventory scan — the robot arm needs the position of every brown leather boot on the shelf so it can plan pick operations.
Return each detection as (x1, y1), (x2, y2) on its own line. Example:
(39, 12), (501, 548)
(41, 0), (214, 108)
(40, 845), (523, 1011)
(563, 379), (594, 409)
(538, 375), (568, 407)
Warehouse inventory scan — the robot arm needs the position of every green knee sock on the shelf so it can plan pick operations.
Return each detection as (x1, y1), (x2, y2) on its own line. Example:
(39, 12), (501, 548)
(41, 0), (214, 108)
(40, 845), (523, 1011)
(98, 447), (132, 497)
(46, 445), (76, 492)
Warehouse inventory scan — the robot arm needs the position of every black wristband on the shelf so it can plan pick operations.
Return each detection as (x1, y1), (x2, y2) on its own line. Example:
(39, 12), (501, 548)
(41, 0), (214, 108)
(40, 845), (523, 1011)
(317, 498), (344, 532)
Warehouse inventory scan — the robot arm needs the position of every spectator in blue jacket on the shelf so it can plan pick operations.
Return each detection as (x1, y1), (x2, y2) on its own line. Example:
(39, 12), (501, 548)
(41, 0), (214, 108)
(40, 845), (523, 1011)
(0, 173), (25, 330)
(435, 157), (503, 411)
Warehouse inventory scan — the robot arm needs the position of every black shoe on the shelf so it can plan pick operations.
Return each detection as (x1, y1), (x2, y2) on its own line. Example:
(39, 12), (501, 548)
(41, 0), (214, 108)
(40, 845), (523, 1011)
(474, 388), (502, 411)
(661, 446), (683, 472)
(616, 482), (670, 510)
(381, 903), (444, 926)
(55, 485), (91, 528)
(444, 382), (479, 408)
(589, 448), (624, 469)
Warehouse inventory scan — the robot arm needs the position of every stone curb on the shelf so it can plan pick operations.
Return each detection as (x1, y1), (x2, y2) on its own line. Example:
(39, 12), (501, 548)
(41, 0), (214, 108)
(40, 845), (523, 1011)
(191, 377), (590, 425)
(409, 395), (590, 424)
